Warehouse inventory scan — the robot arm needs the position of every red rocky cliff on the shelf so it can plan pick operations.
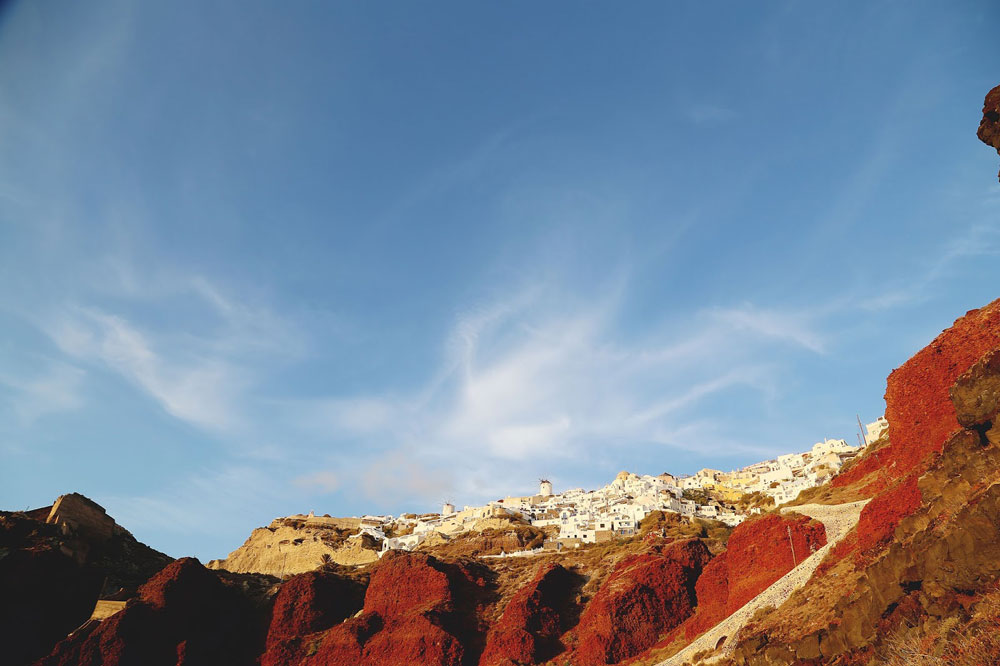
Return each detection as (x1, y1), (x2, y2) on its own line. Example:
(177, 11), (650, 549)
(724, 513), (826, 614)
(572, 539), (711, 665)
(303, 551), (490, 666)
(836, 299), (1000, 488)
(479, 563), (579, 666)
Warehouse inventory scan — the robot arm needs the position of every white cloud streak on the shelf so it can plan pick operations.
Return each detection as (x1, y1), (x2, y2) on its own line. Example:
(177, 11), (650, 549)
(301, 288), (830, 505)
(46, 308), (244, 431)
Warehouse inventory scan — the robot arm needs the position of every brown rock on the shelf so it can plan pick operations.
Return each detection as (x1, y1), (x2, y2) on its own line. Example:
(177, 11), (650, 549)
(979, 84), (1000, 181)
(951, 348), (1000, 429)
(837, 299), (1000, 488)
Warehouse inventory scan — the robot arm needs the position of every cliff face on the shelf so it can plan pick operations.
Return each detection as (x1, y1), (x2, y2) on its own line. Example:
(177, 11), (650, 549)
(722, 299), (1000, 665)
(208, 516), (380, 576)
(569, 539), (711, 665)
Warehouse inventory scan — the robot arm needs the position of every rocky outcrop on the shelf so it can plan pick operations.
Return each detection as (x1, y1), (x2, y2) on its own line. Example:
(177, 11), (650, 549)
(260, 570), (365, 666)
(572, 538), (712, 665)
(39, 558), (263, 666)
(422, 525), (546, 558)
(951, 347), (1000, 430)
(209, 516), (378, 576)
(45, 494), (117, 545)
(266, 551), (490, 666)
(478, 563), (580, 666)
(979, 84), (1000, 181)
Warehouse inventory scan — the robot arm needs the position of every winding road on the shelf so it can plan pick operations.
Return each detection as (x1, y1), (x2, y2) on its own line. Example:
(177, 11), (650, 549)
(659, 499), (869, 666)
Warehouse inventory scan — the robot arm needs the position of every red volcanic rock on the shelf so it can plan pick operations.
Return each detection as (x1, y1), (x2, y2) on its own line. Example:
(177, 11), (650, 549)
(853, 474), (922, 563)
(724, 513), (826, 615)
(364, 551), (457, 617)
(479, 563), (579, 666)
(362, 612), (466, 666)
(39, 558), (261, 666)
(301, 551), (489, 666)
(311, 612), (383, 663)
(573, 539), (711, 665)
(260, 570), (364, 666)
(684, 551), (729, 640)
(837, 300), (1000, 488)
(138, 557), (224, 612)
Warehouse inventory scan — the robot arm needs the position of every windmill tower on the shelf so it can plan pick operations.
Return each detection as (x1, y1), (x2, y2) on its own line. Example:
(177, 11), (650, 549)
(539, 479), (553, 497)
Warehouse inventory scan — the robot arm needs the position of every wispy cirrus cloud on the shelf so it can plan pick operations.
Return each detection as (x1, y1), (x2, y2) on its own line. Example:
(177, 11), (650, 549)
(296, 286), (832, 506)
(45, 307), (246, 431)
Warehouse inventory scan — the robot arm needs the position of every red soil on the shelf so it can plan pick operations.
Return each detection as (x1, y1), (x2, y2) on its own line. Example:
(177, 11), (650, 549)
(572, 538), (711, 665)
(364, 551), (458, 617)
(479, 563), (578, 666)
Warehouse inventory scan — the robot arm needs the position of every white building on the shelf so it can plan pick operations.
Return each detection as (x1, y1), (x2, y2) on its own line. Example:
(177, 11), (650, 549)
(865, 417), (889, 445)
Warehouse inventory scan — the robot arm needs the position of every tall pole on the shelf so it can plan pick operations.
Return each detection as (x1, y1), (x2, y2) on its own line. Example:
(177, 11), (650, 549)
(857, 414), (867, 446)
(787, 525), (798, 567)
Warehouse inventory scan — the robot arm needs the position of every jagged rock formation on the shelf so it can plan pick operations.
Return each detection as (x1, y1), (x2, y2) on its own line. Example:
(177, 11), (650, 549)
(300, 552), (492, 666)
(208, 515), (379, 576)
(980, 84), (1000, 181)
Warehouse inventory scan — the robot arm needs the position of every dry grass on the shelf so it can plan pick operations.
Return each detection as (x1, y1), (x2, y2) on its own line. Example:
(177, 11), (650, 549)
(877, 588), (1000, 665)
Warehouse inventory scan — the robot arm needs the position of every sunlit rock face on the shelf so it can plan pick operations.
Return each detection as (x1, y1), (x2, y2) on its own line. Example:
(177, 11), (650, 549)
(979, 84), (1000, 181)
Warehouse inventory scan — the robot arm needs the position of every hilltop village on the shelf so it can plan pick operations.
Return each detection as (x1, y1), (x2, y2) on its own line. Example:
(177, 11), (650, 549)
(208, 418), (887, 576)
(367, 417), (887, 555)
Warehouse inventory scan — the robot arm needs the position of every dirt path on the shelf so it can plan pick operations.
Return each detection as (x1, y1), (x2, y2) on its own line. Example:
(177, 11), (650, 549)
(658, 499), (869, 666)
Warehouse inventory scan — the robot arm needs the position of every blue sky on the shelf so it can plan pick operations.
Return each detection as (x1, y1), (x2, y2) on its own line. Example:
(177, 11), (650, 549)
(1, 1), (998, 560)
